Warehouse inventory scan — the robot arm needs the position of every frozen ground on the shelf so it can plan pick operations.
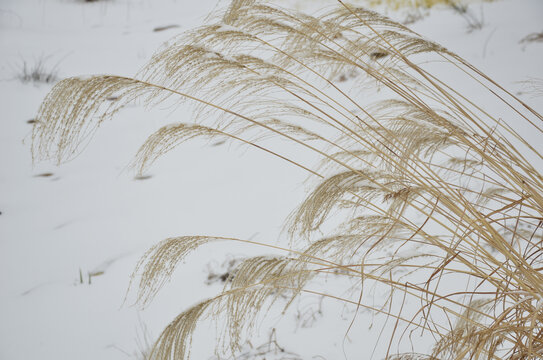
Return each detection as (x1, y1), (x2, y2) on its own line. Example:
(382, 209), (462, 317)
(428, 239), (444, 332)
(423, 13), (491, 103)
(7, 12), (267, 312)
(0, 0), (542, 359)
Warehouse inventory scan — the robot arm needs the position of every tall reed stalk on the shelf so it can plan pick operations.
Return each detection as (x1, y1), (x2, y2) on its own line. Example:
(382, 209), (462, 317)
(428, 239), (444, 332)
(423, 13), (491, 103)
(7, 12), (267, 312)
(32, 0), (543, 358)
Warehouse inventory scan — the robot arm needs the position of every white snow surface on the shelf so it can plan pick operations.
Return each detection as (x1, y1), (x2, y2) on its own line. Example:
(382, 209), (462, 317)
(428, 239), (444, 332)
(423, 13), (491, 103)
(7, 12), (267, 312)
(0, 0), (542, 359)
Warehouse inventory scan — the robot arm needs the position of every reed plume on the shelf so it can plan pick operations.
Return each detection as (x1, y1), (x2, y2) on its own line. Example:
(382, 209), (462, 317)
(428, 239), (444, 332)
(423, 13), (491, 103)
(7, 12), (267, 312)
(33, 0), (543, 358)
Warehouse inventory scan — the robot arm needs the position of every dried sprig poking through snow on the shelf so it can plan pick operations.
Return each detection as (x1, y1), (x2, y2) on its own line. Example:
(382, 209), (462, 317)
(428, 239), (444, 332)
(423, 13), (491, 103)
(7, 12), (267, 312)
(520, 31), (543, 46)
(16, 56), (60, 84)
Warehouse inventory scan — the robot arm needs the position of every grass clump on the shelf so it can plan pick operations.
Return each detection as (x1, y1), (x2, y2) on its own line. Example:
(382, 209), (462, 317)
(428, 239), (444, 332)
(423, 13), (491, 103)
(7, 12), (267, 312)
(32, 0), (543, 358)
(16, 55), (60, 84)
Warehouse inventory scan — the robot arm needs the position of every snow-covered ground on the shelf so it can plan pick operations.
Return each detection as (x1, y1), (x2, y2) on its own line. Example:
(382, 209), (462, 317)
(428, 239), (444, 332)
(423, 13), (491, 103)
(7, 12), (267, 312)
(0, 0), (542, 359)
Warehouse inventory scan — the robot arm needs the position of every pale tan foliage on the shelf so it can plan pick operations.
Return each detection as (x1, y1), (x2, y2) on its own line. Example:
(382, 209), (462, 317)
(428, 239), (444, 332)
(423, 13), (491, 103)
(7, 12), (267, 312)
(33, 0), (543, 359)
(365, 0), (492, 10)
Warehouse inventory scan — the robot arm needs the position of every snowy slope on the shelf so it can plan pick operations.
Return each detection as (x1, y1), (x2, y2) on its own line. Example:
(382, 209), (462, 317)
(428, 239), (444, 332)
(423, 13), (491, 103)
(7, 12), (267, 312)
(0, 0), (542, 359)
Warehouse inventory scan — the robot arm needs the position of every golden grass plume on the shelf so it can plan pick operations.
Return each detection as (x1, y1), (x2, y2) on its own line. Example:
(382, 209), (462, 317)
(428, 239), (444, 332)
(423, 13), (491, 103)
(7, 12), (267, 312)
(33, 0), (543, 358)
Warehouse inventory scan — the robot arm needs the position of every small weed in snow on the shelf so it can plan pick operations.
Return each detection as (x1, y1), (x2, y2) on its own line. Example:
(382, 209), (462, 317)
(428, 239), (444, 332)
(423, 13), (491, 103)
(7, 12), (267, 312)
(520, 31), (543, 46)
(450, 3), (485, 33)
(15, 55), (60, 84)
(209, 329), (303, 360)
(205, 255), (243, 285)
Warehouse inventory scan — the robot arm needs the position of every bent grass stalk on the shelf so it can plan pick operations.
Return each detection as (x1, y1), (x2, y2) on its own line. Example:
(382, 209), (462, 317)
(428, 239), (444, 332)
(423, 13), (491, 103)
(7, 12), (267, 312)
(33, 0), (543, 358)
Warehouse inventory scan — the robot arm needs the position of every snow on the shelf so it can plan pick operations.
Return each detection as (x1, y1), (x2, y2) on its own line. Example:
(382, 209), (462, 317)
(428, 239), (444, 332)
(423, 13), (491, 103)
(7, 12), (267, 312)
(0, 0), (542, 359)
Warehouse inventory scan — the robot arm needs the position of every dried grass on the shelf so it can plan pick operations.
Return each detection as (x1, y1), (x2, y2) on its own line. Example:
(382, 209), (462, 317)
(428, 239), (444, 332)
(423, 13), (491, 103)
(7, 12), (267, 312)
(366, 0), (492, 10)
(16, 56), (60, 84)
(33, 0), (543, 358)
